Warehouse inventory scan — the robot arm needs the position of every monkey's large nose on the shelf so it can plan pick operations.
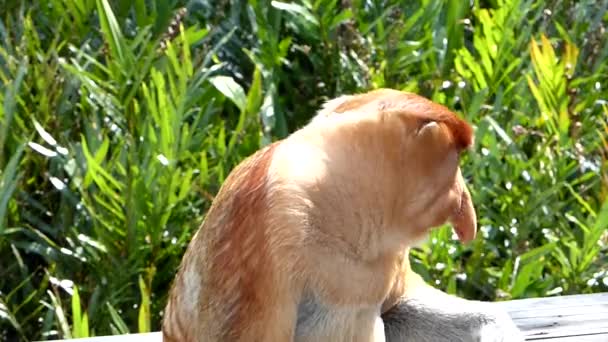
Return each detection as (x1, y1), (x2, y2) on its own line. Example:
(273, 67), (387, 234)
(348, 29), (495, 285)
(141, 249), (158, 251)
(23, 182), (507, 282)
(451, 184), (477, 243)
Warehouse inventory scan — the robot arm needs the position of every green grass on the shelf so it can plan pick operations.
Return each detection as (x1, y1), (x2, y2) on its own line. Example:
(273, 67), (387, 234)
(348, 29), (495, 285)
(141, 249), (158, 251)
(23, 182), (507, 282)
(0, 0), (607, 340)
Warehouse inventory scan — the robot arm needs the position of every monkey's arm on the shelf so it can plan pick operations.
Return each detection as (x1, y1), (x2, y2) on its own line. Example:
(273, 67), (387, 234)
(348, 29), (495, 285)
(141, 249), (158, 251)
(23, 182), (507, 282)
(381, 273), (524, 342)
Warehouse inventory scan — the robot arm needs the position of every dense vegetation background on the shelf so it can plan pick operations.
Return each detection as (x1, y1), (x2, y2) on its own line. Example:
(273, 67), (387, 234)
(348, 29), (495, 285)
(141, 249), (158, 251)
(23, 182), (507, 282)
(0, 0), (606, 340)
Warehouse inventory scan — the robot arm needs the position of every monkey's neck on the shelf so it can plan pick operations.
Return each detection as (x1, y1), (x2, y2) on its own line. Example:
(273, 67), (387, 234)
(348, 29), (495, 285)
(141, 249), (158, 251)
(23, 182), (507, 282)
(299, 205), (408, 306)
(309, 202), (407, 263)
(276, 125), (410, 262)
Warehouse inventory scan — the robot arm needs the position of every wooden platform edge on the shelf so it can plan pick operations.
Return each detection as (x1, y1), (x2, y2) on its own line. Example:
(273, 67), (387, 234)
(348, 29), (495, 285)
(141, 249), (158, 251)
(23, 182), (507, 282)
(41, 292), (608, 341)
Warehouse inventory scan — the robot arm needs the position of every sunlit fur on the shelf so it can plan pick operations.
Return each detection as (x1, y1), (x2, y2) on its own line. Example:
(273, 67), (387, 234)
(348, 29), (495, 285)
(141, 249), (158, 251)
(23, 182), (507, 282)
(163, 88), (485, 341)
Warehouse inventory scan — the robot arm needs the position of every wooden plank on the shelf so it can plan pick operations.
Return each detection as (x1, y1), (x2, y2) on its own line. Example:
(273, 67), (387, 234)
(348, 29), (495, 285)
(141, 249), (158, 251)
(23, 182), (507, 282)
(523, 325), (608, 338)
(514, 313), (608, 330)
(507, 303), (608, 319)
(532, 335), (608, 342)
(495, 293), (608, 311)
(495, 292), (608, 341)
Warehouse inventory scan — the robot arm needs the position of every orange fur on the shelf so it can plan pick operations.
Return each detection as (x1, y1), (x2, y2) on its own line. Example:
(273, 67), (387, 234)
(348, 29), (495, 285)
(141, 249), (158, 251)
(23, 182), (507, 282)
(163, 88), (477, 341)
(205, 142), (278, 340)
(320, 88), (473, 150)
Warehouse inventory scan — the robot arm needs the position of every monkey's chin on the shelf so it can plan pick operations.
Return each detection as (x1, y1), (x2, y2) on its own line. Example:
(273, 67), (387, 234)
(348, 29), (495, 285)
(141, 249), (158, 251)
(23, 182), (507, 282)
(409, 231), (431, 248)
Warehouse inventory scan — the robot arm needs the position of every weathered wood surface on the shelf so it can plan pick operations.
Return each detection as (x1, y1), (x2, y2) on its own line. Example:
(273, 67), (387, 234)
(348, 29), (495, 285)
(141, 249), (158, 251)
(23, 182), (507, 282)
(44, 292), (608, 341)
(494, 292), (608, 341)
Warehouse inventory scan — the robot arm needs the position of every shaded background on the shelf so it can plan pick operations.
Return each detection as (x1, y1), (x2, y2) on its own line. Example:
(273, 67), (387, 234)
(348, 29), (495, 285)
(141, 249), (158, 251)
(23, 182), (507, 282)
(0, 0), (607, 340)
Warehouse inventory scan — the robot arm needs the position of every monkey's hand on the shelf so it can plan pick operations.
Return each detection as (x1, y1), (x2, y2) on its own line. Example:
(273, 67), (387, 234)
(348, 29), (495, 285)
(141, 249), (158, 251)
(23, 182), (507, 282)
(382, 284), (524, 342)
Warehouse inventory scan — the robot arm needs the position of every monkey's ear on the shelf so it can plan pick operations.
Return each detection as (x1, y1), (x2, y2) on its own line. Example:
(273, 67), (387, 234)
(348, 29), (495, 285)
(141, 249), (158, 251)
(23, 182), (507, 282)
(416, 120), (440, 137)
(414, 120), (450, 152)
(415, 116), (473, 154)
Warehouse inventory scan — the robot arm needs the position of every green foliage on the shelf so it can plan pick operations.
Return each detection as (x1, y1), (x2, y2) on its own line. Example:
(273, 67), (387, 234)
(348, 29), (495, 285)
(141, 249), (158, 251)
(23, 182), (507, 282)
(0, 0), (607, 340)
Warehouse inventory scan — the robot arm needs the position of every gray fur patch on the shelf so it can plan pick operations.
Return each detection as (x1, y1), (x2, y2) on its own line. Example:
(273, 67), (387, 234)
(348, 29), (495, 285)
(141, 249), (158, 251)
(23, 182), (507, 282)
(295, 291), (328, 336)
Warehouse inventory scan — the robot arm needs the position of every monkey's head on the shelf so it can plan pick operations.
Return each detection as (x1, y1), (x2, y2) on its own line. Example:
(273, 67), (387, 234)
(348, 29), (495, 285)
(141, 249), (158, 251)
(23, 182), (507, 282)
(313, 88), (477, 246)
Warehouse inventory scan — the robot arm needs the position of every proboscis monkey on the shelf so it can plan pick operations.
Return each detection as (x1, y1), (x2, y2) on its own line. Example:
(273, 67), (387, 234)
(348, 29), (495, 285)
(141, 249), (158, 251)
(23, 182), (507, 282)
(162, 89), (524, 342)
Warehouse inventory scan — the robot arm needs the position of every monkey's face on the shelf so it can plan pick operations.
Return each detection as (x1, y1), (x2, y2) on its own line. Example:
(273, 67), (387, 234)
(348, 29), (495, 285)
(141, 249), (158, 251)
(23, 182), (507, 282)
(310, 88), (477, 246)
(386, 113), (477, 245)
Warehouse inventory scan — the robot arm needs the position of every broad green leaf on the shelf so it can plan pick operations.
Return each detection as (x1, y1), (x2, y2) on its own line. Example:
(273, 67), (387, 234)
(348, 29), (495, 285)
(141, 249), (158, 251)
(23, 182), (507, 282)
(329, 9), (353, 31)
(271, 1), (319, 26)
(209, 76), (247, 112)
